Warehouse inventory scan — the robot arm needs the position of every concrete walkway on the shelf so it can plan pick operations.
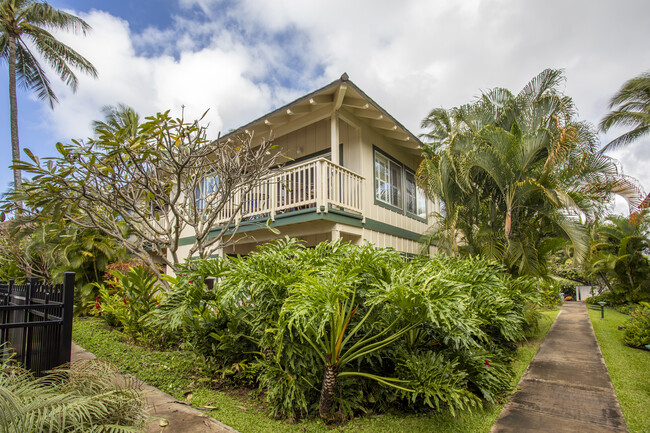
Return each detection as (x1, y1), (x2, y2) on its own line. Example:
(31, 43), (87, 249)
(491, 302), (628, 433)
(71, 342), (239, 433)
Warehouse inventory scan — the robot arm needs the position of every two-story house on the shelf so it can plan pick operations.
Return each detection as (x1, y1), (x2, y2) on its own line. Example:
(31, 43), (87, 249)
(175, 73), (437, 259)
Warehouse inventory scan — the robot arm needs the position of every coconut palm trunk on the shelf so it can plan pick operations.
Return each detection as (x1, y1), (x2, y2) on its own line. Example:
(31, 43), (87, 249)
(1, 0), (97, 200)
(8, 32), (20, 192)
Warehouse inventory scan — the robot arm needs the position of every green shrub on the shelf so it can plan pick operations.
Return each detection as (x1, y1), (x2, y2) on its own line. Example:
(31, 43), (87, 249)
(537, 281), (564, 309)
(156, 257), (233, 357)
(623, 302), (650, 348)
(89, 239), (542, 423)
(95, 265), (167, 346)
(395, 350), (481, 415)
(612, 303), (637, 315)
(585, 294), (604, 305)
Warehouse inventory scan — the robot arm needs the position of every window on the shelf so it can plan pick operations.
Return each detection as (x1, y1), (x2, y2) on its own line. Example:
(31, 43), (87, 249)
(374, 148), (427, 221)
(374, 151), (402, 208)
(405, 170), (426, 219)
(195, 175), (218, 210)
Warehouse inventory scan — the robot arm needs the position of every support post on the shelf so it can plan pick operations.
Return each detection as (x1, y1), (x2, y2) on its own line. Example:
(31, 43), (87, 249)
(330, 113), (339, 167)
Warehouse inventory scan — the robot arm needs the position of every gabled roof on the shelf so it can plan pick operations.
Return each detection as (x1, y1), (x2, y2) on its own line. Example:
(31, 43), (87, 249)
(221, 73), (423, 152)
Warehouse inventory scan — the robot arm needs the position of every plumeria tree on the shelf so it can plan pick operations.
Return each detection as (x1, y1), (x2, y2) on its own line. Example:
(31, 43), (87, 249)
(6, 109), (278, 280)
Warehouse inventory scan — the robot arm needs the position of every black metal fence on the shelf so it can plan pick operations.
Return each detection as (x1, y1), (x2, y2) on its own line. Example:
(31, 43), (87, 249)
(0, 273), (75, 375)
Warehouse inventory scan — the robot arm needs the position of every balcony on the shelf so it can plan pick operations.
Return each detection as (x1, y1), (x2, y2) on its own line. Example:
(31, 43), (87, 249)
(216, 158), (364, 224)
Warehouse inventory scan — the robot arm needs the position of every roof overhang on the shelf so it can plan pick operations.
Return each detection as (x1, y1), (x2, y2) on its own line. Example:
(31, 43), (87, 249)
(220, 74), (424, 153)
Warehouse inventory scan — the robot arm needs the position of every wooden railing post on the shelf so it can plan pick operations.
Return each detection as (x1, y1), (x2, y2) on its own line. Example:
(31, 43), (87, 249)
(315, 160), (323, 213)
(59, 272), (75, 365)
(360, 173), (366, 222)
(270, 178), (277, 220)
(322, 160), (329, 213)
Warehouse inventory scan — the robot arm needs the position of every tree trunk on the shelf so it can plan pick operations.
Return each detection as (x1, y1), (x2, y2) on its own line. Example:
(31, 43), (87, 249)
(8, 34), (22, 196)
(505, 206), (512, 238)
(318, 363), (338, 422)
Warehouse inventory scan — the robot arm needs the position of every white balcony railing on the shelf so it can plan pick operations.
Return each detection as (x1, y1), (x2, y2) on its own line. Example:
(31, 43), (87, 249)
(216, 158), (364, 224)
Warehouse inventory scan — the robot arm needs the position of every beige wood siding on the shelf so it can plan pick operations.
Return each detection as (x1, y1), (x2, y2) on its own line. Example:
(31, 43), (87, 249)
(363, 229), (424, 255)
(338, 118), (361, 173)
(356, 120), (434, 235)
(272, 118), (330, 162)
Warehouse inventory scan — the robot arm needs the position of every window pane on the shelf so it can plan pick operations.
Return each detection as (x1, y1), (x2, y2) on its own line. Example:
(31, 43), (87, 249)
(390, 160), (402, 208)
(195, 175), (218, 210)
(416, 186), (427, 219)
(375, 153), (390, 203)
(405, 171), (416, 214)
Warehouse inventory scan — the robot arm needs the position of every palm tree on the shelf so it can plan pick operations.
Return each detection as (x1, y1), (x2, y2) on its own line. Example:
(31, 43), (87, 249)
(0, 0), (97, 191)
(281, 266), (415, 421)
(419, 69), (643, 276)
(600, 71), (650, 152)
(91, 104), (140, 144)
(588, 215), (650, 303)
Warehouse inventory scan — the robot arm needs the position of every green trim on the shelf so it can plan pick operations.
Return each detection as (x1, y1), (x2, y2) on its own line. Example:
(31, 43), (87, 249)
(364, 218), (424, 242)
(179, 236), (195, 246)
(214, 207), (363, 235)
(405, 212), (427, 224)
(375, 198), (405, 215)
(177, 207), (425, 246)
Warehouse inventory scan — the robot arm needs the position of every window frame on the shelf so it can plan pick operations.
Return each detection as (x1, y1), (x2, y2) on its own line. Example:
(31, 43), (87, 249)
(194, 173), (219, 211)
(405, 168), (427, 221)
(373, 146), (427, 223)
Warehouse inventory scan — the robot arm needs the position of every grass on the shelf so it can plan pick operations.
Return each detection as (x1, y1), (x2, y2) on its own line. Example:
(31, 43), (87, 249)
(587, 306), (650, 433)
(72, 309), (559, 433)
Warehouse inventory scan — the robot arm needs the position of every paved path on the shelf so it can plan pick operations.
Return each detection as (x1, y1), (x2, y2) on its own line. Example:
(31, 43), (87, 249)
(491, 302), (628, 433)
(71, 342), (239, 433)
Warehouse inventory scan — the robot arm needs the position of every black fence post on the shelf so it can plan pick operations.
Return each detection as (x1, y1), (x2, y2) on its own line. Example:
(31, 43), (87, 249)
(58, 272), (75, 365)
(1, 280), (11, 345)
(24, 277), (38, 370)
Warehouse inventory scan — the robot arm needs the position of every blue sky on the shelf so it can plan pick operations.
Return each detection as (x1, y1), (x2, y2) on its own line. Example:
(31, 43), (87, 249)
(1, 0), (649, 213)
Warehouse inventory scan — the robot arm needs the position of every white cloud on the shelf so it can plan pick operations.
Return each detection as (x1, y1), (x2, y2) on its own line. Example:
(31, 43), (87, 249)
(42, 10), (274, 140)
(34, 0), (649, 214)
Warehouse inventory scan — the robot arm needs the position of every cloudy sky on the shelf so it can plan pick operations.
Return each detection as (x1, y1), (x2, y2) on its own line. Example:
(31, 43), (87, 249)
(1, 0), (648, 213)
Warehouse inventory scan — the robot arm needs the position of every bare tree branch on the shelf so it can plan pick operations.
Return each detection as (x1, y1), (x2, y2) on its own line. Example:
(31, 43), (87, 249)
(5, 110), (279, 278)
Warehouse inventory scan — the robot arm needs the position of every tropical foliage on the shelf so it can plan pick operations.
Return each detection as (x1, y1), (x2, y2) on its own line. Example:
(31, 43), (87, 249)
(417, 69), (642, 277)
(90, 239), (541, 423)
(6, 108), (278, 280)
(600, 71), (650, 152)
(0, 212), (126, 313)
(0, 358), (145, 433)
(95, 265), (170, 346)
(0, 0), (97, 191)
(622, 302), (650, 347)
(587, 215), (650, 304)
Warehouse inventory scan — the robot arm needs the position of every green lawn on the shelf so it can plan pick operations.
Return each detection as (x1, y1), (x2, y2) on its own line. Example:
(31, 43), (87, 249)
(72, 309), (559, 433)
(588, 307), (650, 433)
